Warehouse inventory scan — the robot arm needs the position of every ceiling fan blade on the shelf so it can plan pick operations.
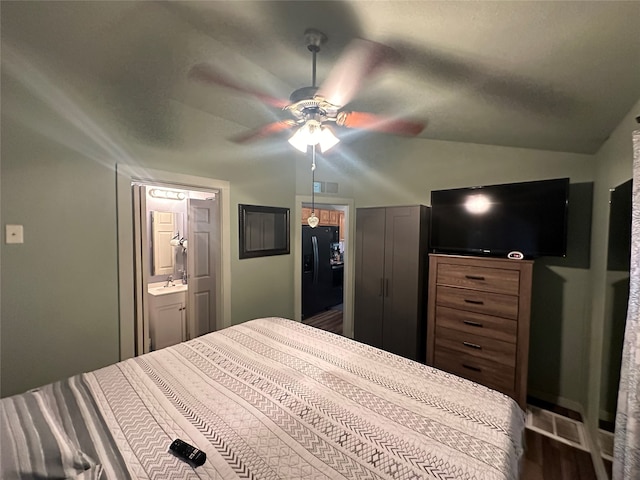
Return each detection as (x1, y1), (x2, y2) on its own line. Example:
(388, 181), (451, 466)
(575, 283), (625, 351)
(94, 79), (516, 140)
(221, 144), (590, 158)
(338, 111), (425, 136)
(230, 120), (296, 144)
(316, 39), (398, 108)
(189, 63), (290, 109)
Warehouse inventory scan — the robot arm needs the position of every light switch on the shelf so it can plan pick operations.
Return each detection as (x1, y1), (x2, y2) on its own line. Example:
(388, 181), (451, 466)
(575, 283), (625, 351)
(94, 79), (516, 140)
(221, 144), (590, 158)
(6, 224), (24, 244)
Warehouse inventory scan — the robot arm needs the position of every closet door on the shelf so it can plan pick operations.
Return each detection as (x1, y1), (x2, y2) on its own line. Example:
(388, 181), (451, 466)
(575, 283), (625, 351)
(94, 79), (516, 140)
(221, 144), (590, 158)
(354, 208), (386, 349)
(382, 206), (423, 359)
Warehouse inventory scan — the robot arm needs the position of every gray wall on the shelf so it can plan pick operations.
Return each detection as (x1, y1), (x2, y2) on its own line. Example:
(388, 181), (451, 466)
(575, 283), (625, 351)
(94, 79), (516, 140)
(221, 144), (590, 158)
(1, 9), (637, 428)
(315, 135), (596, 410)
(1, 62), (297, 397)
(586, 99), (639, 438)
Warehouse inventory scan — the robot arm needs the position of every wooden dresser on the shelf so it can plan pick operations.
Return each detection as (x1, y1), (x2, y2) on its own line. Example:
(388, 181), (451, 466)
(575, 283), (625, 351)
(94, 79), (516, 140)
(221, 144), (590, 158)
(426, 254), (533, 409)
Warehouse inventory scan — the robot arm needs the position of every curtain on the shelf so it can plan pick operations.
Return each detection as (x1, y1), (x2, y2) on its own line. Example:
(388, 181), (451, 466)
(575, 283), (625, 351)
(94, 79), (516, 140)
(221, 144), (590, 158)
(613, 130), (640, 479)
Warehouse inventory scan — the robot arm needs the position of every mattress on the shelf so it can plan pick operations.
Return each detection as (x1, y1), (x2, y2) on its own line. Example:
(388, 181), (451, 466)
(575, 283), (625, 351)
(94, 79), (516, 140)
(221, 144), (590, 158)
(1, 317), (525, 479)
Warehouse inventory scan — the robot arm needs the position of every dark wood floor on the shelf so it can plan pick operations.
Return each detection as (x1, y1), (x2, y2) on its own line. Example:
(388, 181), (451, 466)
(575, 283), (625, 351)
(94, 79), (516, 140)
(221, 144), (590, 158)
(302, 308), (343, 335)
(522, 428), (597, 480)
(303, 313), (600, 479)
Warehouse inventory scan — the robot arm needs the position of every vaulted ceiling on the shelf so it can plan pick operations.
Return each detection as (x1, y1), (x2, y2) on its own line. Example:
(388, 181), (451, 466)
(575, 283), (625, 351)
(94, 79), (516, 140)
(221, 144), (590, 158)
(2, 1), (639, 154)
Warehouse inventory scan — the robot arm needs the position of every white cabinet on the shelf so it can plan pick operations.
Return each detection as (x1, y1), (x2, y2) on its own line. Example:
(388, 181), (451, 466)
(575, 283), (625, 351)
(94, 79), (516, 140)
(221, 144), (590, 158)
(148, 290), (186, 350)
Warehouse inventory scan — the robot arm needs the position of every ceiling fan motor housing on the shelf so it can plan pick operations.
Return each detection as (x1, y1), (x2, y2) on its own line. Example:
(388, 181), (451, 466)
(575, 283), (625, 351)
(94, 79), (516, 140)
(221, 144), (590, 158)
(304, 28), (327, 52)
(289, 86), (319, 103)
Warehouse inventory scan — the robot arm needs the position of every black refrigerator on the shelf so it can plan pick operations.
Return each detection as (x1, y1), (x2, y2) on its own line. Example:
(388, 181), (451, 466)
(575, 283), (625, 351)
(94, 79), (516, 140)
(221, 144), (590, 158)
(302, 225), (340, 319)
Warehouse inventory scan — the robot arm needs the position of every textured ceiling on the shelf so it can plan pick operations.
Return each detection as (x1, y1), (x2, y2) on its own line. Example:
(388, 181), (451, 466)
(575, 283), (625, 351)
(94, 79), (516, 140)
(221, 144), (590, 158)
(2, 1), (639, 154)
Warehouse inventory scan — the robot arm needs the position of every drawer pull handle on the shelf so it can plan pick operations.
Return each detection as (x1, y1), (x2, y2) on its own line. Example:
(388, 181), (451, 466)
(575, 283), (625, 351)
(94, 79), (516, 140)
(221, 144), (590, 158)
(462, 364), (482, 372)
(463, 341), (482, 349)
(463, 320), (483, 328)
(465, 275), (485, 281)
(464, 299), (484, 305)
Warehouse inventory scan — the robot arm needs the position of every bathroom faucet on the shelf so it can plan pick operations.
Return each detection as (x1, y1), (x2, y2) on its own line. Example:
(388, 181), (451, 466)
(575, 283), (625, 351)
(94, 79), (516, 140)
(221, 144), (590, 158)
(165, 275), (175, 287)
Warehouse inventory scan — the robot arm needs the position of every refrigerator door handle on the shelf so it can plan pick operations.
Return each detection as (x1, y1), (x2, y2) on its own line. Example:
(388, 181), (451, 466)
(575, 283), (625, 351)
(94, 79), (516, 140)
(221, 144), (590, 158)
(312, 236), (319, 284)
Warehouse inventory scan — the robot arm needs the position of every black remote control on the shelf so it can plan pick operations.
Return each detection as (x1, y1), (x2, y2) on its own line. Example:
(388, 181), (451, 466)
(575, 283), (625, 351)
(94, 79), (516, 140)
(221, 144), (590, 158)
(169, 438), (206, 467)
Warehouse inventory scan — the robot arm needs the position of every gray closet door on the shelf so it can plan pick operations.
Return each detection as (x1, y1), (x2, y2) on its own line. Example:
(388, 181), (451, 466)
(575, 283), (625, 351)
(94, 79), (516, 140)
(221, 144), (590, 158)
(354, 208), (386, 349)
(382, 206), (424, 360)
(354, 205), (429, 361)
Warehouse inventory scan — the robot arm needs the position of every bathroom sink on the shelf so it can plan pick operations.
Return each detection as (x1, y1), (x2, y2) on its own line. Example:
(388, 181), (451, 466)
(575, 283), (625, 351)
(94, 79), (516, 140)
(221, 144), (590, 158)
(148, 284), (188, 296)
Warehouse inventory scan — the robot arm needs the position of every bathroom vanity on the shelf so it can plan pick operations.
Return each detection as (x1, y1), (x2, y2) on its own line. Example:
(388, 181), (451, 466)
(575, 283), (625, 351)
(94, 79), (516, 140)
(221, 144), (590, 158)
(147, 283), (187, 350)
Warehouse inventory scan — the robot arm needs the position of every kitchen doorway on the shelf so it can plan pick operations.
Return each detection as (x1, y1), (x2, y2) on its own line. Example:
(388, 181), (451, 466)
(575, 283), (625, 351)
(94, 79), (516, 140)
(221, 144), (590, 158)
(294, 197), (354, 338)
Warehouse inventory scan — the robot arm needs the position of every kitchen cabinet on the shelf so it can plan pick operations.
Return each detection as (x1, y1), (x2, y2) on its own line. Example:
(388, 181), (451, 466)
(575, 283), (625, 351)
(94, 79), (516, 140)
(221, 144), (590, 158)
(301, 208), (345, 241)
(426, 254), (533, 409)
(148, 290), (186, 350)
(354, 205), (430, 361)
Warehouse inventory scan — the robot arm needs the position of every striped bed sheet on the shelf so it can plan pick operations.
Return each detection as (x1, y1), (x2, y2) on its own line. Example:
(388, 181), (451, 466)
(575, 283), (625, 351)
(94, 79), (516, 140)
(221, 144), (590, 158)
(1, 317), (525, 479)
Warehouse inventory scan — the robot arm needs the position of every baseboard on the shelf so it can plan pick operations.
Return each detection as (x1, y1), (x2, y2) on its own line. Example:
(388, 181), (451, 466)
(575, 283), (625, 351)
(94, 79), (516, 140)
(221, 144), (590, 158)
(527, 389), (585, 418)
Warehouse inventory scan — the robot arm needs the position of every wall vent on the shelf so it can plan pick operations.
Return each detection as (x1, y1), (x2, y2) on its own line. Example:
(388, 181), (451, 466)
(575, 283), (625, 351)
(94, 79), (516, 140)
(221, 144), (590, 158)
(526, 405), (588, 451)
(326, 182), (339, 194)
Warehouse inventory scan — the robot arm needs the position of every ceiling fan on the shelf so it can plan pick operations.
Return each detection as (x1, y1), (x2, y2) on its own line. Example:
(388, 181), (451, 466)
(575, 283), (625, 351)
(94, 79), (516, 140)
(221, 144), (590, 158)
(188, 28), (426, 153)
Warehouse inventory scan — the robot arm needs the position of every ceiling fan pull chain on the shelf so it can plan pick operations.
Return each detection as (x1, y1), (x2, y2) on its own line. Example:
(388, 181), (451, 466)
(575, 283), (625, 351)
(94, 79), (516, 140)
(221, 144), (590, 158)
(307, 145), (320, 228)
(311, 145), (316, 213)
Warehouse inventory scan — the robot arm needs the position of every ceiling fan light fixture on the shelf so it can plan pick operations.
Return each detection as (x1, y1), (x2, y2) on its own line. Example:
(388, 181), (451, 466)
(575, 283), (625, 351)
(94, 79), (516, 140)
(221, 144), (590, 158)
(288, 126), (311, 152)
(288, 120), (340, 153)
(317, 126), (339, 152)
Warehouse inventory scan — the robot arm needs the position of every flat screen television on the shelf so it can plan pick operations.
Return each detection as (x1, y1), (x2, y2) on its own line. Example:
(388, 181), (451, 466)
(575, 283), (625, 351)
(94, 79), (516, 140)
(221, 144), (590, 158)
(429, 178), (569, 258)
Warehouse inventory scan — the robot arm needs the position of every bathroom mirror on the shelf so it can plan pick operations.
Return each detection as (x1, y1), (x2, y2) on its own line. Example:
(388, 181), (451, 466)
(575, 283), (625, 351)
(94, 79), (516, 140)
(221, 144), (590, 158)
(151, 211), (185, 276)
(238, 204), (290, 259)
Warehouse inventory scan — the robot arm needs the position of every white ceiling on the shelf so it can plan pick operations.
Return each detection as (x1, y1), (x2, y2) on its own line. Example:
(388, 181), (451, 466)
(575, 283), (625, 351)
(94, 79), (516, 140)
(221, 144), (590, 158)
(2, 1), (639, 154)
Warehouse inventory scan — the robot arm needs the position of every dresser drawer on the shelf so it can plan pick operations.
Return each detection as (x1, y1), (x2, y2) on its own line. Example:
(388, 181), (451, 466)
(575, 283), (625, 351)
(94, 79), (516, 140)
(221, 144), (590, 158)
(434, 347), (515, 394)
(436, 262), (520, 295)
(435, 305), (517, 343)
(436, 285), (519, 319)
(435, 325), (516, 367)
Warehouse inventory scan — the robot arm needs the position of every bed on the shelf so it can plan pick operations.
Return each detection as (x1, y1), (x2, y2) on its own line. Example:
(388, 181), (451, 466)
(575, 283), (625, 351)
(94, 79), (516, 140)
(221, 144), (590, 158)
(1, 317), (525, 479)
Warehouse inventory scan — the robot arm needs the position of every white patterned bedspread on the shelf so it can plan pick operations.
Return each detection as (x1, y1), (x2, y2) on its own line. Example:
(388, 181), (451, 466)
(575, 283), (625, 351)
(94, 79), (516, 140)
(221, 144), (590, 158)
(1, 317), (525, 479)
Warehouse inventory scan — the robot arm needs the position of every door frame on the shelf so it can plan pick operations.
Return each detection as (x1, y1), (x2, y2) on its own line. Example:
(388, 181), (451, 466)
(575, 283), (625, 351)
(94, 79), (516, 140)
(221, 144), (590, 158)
(116, 164), (231, 360)
(294, 195), (355, 338)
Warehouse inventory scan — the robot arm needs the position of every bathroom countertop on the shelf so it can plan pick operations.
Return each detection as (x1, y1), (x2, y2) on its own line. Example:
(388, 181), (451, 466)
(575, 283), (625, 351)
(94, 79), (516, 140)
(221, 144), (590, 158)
(148, 282), (188, 296)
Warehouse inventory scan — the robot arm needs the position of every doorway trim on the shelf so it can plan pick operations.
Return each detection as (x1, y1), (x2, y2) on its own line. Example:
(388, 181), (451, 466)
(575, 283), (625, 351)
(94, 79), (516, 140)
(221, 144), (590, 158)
(116, 164), (231, 360)
(294, 195), (355, 338)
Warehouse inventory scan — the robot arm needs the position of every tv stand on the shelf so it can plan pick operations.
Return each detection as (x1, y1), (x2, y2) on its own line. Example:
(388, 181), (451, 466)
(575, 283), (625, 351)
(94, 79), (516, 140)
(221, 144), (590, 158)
(426, 253), (533, 409)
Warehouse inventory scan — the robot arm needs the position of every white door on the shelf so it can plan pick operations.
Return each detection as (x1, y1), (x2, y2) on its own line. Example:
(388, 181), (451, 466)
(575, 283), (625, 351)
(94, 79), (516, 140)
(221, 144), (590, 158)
(187, 197), (220, 338)
(132, 184), (151, 355)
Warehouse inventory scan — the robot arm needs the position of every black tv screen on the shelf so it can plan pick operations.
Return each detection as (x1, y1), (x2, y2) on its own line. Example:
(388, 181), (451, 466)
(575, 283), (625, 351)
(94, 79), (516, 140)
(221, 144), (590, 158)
(430, 178), (569, 258)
